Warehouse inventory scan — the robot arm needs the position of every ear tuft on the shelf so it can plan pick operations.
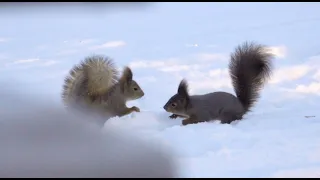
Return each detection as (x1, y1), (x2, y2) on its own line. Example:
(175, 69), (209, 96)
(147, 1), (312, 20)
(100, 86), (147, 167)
(177, 79), (189, 97)
(122, 66), (133, 81)
(119, 66), (133, 83)
(119, 66), (133, 92)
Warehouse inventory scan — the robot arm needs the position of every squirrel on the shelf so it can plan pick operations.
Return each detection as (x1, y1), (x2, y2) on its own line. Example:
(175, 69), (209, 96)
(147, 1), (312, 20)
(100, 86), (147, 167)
(61, 55), (145, 126)
(163, 41), (274, 126)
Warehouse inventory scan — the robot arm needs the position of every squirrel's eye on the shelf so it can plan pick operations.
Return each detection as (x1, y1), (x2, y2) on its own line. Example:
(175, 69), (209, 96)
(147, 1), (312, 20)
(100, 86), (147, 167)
(133, 87), (138, 91)
(171, 103), (177, 107)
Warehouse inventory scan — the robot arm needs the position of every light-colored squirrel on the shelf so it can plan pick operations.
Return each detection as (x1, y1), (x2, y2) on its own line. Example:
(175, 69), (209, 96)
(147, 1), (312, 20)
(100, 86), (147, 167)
(163, 41), (274, 126)
(61, 55), (144, 126)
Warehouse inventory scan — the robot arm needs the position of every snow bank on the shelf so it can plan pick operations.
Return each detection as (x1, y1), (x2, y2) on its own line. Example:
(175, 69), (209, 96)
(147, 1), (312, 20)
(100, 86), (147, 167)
(1, 89), (319, 177)
(0, 95), (177, 178)
(104, 108), (320, 178)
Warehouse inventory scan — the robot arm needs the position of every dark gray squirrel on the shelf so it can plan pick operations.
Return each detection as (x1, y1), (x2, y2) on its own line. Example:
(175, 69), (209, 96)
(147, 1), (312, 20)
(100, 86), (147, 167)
(163, 41), (274, 125)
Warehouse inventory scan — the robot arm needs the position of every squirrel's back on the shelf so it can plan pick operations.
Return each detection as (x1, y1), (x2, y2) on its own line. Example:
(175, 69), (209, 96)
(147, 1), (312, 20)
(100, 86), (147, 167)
(190, 91), (242, 110)
(189, 91), (244, 119)
(61, 55), (119, 108)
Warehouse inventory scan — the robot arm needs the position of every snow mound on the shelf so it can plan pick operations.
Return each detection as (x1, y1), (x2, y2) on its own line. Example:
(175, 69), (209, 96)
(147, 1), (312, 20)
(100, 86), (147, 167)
(1, 90), (319, 178)
(103, 109), (320, 178)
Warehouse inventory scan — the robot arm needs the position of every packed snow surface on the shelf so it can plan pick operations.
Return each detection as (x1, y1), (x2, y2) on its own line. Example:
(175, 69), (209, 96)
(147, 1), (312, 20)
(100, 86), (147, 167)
(105, 107), (320, 178)
(1, 92), (319, 178)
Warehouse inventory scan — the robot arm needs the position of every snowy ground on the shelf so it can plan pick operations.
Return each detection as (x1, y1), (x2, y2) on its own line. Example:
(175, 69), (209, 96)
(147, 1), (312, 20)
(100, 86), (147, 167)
(2, 90), (319, 177)
(104, 106), (320, 178)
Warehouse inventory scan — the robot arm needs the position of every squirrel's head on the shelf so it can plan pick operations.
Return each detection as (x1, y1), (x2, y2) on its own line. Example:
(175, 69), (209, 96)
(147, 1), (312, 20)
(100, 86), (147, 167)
(163, 79), (190, 116)
(119, 66), (144, 101)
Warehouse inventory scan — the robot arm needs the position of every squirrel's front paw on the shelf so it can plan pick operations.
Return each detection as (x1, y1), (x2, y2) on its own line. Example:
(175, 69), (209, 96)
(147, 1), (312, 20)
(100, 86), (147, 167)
(130, 106), (140, 112)
(169, 114), (178, 119)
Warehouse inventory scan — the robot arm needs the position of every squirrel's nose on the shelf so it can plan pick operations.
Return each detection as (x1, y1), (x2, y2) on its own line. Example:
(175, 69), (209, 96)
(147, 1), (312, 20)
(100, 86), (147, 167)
(163, 105), (167, 111)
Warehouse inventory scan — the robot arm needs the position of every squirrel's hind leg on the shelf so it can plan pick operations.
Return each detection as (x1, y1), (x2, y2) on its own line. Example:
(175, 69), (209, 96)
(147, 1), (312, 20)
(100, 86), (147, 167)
(219, 110), (242, 124)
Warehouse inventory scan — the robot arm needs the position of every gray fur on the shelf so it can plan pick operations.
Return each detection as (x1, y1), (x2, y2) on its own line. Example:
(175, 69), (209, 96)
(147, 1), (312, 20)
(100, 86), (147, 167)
(187, 92), (244, 124)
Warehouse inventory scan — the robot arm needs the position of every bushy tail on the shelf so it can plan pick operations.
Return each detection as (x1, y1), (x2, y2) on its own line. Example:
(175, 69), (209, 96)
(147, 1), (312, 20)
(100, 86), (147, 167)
(229, 41), (274, 113)
(61, 55), (119, 107)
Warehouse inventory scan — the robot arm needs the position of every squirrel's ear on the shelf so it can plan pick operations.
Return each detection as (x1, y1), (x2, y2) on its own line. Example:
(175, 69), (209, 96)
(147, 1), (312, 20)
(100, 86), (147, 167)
(177, 79), (189, 97)
(119, 66), (133, 84)
(119, 66), (133, 92)
(121, 66), (133, 82)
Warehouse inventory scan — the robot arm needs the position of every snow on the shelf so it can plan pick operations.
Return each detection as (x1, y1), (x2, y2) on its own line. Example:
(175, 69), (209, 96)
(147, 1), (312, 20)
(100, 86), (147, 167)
(1, 91), (320, 177)
(104, 106), (320, 178)
(0, 100), (176, 178)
